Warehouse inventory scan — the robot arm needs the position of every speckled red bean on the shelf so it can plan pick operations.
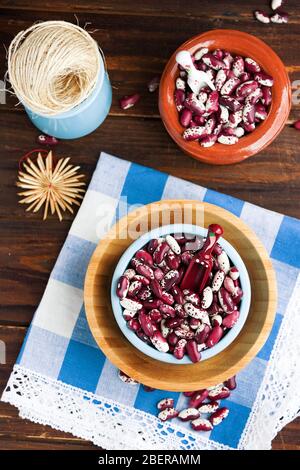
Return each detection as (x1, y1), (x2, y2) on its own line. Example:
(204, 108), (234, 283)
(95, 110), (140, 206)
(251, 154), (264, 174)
(174, 325), (194, 340)
(218, 287), (235, 313)
(160, 291), (175, 306)
(189, 389), (209, 408)
(261, 86), (272, 106)
(202, 53), (225, 71)
(206, 91), (219, 114)
(223, 51), (234, 69)
(184, 94), (206, 115)
(118, 370), (139, 385)
(206, 325), (223, 348)
(201, 286), (213, 309)
(116, 275), (130, 299)
(136, 285), (152, 301)
(38, 134), (59, 145)
(223, 276), (236, 295)
(123, 309), (137, 321)
(173, 338), (187, 359)
(191, 417), (213, 431)
(167, 331), (179, 347)
(123, 268), (136, 280)
(135, 249), (154, 266)
(232, 56), (244, 77)
(127, 318), (140, 332)
(157, 398), (174, 410)
(224, 375), (237, 390)
(136, 328), (152, 344)
(174, 89), (185, 110)
(189, 317), (201, 330)
(254, 72), (274, 87)
(270, 11), (288, 24)
(198, 401), (219, 414)
(183, 391), (195, 397)
(229, 266), (239, 280)
(149, 308), (162, 323)
(183, 126), (207, 141)
(158, 407), (179, 421)
(236, 80), (258, 98)
(139, 311), (157, 337)
(150, 278), (163, 299)
(147, 238), (160, 254)
(128, 280), (143, 296)
(294, 120), (300, 131)
(244, 57), (261, 74)
(221, 77), (241, 96)
(178, 408), (200, 421)
(205, 115), (217, 134)
(151, 330), (169, 352)
(171, 285), (184, 304)
(119, 93), (140, 110)
(209, 407), (229, 426)
(223, 310), (240, 328)
(239, 71), (251, 82)
(180, 108), (193, 127)
(161, 269), (180, 291)
(160, 303), (176, 318)
(254, 10), (271, 24)
(136, 263), (154, 280)
(243, 102), (255, 125)
(208, 385), (230, 400)
(200, 134), (218, 147)
(143, 298), (162, 310)
(255, 103), (268, 121)
(153, 242), (170, 265)
(165, 317), (183, 329)
(186, 339), (201, 363)
(243, 122), (256, 132)
(215, 69), (228, 91)
(120, 297), (143, 312)
(153, 267), (164, 281)
(194, 324), (211, 344)
(219, 95), (242, 112)
(132, 274), (150, 286)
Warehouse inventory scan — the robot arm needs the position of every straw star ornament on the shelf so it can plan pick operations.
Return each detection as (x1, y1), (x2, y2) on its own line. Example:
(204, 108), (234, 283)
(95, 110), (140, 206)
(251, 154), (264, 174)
(17, 151), (85, 221)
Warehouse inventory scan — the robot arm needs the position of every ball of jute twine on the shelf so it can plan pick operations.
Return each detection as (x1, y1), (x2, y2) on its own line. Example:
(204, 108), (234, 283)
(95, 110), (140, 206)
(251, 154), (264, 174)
(8, 21), (101, 116)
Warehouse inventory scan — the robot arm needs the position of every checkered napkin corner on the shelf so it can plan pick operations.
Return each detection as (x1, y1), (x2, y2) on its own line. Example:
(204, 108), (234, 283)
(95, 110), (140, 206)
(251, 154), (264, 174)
(2, 152), (300, 450)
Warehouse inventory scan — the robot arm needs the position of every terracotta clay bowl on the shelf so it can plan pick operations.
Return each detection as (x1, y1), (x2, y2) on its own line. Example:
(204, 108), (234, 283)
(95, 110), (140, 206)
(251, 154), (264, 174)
(84, 200), (277, 391)
(159, 29), (291, 165)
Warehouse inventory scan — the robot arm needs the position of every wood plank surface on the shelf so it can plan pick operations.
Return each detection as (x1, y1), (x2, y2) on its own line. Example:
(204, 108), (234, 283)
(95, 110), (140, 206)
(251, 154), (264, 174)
(0, 0), (299, 451)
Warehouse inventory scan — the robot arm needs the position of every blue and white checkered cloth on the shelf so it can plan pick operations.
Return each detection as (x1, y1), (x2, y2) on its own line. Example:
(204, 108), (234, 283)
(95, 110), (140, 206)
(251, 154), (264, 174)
(2, 152), (300, 450)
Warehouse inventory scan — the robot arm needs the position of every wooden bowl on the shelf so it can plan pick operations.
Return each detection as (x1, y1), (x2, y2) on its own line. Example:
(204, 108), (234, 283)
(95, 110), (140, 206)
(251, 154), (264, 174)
(159, 29), (291, 165)
(84, 200), (277, 391)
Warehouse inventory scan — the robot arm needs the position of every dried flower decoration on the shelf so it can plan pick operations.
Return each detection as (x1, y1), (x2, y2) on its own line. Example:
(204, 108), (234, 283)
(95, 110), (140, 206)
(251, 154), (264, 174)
(17, 150), (85, 221)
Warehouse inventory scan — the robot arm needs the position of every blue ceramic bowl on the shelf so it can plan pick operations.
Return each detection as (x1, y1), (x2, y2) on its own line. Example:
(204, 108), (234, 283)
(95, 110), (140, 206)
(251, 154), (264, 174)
(111, 224), (251, 364)
(23, 51), (112, 139)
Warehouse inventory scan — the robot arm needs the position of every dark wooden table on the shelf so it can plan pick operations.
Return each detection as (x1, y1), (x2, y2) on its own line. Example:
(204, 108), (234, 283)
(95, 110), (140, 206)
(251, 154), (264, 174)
(0, 0), (299, 450)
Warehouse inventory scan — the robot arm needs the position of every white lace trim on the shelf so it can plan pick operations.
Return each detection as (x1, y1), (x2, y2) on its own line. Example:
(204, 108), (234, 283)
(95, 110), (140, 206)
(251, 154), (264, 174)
(2, 277), (300, 450)
(239, 272), (300, 449)
(1, 365), (230, 450)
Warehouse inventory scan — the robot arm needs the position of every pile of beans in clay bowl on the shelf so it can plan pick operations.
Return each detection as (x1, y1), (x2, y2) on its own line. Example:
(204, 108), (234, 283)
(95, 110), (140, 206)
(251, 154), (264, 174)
(175, 48), (273, 146)
(116, 224), (243, 363)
